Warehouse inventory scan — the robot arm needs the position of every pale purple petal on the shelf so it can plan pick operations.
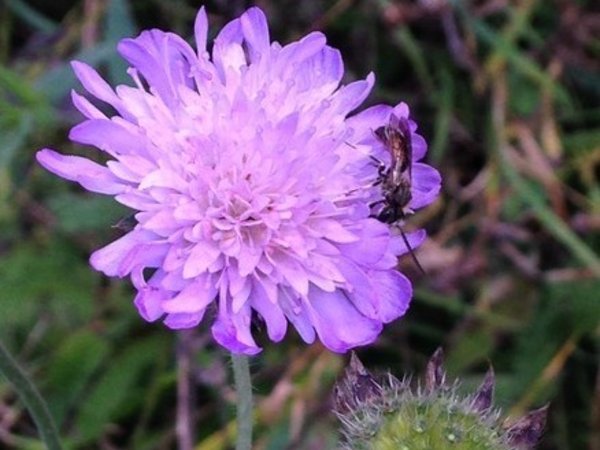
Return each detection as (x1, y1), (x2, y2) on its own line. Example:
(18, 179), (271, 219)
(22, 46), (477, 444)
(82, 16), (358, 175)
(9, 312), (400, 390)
(69, 119), (150, 157)
(346, 104), (392, 144)
(277, 32), (327, 74)
(307, 218), (359, 243)
(118, 30), (196, 106)
(240, 7), (270, 59)
(90, 229), (161, 277)
(271, 252), (309, 296)
(410, 163), (442, 210)
(71, 90), (106, 119)
(251, 279), (287, 342)
(194, 6), (209, 54)
(162, 275), (217, 313)
(134, 288), (168, 321)
(330, 73), (375, 116)
(367, 270), (412, 322)
(389, 229), (427, 256)
(182, 241), (221, 278)
(212, 304), (261, 355)
(71, 61), (122, 108)
(336, 259), (378, 319)
(304, 288), (382, 353)
(164, 312), (204, 329)
(211, 18), (244, 81)
(280, 292), (316, 344)
(412, 132), (427, 161)
(310, 46), (343, 88)
(292, 45), (343, 93)
(337, 220), (390, 265)
(392, 102), (410, 119)
(36, 149), (126, 194)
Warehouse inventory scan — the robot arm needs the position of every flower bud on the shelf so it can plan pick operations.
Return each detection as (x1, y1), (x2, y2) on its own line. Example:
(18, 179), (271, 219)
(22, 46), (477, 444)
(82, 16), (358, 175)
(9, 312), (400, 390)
(334, 348), (548, 450)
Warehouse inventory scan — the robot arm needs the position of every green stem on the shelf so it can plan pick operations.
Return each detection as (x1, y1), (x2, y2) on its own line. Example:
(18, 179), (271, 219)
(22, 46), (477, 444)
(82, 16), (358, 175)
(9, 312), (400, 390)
(231, 353), (253, 450)
(0, 340), (63, 450)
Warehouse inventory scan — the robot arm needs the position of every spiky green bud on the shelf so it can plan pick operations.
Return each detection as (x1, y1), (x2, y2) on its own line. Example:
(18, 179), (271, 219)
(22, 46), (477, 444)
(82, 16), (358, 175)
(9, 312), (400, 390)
(334, 349), (548, 450)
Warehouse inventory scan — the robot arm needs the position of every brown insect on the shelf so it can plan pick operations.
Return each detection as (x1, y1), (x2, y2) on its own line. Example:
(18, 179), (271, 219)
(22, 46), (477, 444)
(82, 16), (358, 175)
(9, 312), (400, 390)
(372, 114), (425, 274)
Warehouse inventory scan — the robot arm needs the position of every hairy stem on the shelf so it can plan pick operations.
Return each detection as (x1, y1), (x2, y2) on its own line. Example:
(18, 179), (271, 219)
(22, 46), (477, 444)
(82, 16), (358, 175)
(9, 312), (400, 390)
(231, 353), (253, 450)
(176, 330), (194, 450)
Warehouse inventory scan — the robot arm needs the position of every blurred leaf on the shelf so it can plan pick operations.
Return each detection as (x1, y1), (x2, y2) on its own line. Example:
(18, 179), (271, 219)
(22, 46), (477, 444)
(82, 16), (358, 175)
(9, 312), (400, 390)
(391, 28), (435, 95)
(0, 64), (43, 105)
(446, 328), (494, 373)
(457, 5), (571, 108)
(430, 65), (453, 163)
(563, 129), (600, 156)
(508, 72), (540, 117)
(104, 0), (137, 85)
(506, 279), (600, 404)
(44, 331), (110, 426)
(4, 0), (57, 34)
(499, 147), (600, 276)
(74, 335), (170, 444)
(35, 43), (116, 104)
(0, 113), (33, 167)
(546, 279), (600, 335)
(567, 66), (600, 101)
(47, 192), (129, 233)
(0, 238), (95, 328)
(264, 422), (292, 450)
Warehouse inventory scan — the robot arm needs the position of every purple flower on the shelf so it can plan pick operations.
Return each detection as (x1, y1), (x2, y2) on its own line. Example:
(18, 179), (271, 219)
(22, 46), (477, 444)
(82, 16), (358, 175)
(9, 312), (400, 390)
(36, 7), (441, 354)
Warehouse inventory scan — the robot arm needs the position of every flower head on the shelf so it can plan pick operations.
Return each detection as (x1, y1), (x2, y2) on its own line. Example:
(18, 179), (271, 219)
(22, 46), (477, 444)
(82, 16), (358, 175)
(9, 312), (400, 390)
(334, 349), (549, 450)
(36, 7), (441, 354)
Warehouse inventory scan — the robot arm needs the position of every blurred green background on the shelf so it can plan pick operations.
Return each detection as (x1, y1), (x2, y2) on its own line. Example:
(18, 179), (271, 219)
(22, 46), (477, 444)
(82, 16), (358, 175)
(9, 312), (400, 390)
(0, 0), (598, 449)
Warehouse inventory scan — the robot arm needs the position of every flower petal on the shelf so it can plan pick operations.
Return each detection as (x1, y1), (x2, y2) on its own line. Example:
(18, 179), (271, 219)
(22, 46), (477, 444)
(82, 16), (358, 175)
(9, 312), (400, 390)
(89, 230), (163, 277)
(280, 291), (316, 344)
(367, 269), (412, 323)
(194, 6), (209, 54)
(240, 7), (270, 59)
(412, 132), (427, 161)
(164, 312), (204, 329)
(389, 229), (427, 256)
(410, 163), (442, 210)
(71, 61), (123, 110)
(212, 303), (262, 355)
(251, 279), (287, 342)
(308, 218), (359, 243)
(329, 73), (375, 116)
(118, 30), (196, 106)
(337, 219), (390, 265)
(36, 149), (126, 194)
(336, 259), (378, 319)
(277, 32), (326, 75)
(162, 275), (217, 313)
(304, 287), (382, 353)
(346, 104), (392, 144)
(69, 119), (150, 157)
(71, 90), (106, 119)
(134, 287), (168, 321)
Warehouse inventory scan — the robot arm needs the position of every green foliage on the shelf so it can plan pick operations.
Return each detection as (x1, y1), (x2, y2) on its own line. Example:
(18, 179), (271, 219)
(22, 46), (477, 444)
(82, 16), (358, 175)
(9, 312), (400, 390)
(47, 192), (128, 233)
(45, 331), (110, 426)
(0, 238), (96, 329)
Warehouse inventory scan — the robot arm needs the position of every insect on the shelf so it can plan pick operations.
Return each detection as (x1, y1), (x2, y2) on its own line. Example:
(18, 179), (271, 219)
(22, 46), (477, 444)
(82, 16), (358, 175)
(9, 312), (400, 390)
(112, 214), (137, 232)
(372, 114), (425, 274)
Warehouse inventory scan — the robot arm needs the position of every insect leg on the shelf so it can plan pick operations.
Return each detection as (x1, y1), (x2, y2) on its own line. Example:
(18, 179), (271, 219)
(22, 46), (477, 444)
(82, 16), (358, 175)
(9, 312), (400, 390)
(398, 227), (426, 275)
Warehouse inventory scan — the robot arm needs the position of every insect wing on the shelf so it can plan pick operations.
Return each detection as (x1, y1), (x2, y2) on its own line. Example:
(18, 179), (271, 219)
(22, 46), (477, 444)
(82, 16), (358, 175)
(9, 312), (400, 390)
(373, 125), (389, 147)
(389, 116), (412, 177)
